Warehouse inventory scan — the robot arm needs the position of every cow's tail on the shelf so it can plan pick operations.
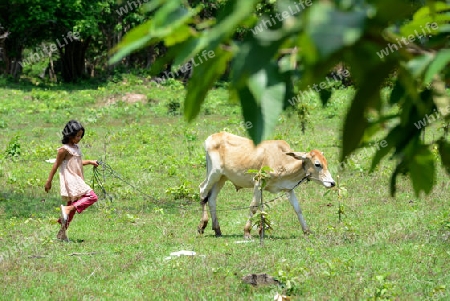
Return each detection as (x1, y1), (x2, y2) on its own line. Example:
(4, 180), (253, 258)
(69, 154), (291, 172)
(201, 149), (213, 204)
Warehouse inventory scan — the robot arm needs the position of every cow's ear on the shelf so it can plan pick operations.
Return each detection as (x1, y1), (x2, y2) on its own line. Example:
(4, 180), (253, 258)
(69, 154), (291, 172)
(286, 152), (308, 160)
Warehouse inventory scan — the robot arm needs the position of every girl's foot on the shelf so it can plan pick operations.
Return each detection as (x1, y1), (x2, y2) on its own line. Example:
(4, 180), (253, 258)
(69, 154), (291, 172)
(57, 226), (68, 241)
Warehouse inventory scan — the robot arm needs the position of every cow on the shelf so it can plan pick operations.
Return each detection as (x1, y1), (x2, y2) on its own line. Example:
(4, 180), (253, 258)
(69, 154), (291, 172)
(198, 132), (335, 239)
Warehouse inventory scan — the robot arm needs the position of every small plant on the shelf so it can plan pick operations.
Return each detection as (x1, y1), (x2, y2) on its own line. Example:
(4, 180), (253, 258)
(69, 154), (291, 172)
(247, 166), (273, 243)
(250, 210), (273, 234)
(291, 102), (314, 134)
(165, 181), (199, 201)
(5, 135), (21, 159)
(166, 99), (181, 115)
(184, 129), (198, 157)
(275, 264), (302, 296)
(324, 175), (348, 222)
(160, 78), (184, 88)
(365, 274), (399, 300)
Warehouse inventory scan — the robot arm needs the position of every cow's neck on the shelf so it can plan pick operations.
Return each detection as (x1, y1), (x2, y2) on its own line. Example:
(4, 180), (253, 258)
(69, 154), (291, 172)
(282, 159), (309, 180)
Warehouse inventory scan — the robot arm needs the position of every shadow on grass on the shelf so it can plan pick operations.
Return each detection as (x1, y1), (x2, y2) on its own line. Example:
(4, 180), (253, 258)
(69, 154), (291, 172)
(1, 76), (110, 93)
(199, 234), (299, 240)
(0, 191), (61, 219)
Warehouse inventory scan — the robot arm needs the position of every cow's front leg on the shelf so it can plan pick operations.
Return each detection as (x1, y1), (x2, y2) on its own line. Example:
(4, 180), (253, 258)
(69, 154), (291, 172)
(244, 182), (262, 239)
(288, 190), (311, 234)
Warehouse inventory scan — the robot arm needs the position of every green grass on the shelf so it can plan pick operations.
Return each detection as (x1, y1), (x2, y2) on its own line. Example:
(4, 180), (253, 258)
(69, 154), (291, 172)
(0, 76), (449, 300)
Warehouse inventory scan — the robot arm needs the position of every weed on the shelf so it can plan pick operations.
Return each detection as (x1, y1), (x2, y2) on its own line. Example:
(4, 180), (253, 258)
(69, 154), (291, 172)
(167, 100), (181, 115)
(165, 181), (199, 201)
(5, 135), (21, 158)
(365, 274), (399, 300)
(275, 262), (302, 296)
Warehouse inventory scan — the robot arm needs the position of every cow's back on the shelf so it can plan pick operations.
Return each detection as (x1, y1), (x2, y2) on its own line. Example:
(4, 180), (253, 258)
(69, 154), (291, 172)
(205, 132), (294, 188)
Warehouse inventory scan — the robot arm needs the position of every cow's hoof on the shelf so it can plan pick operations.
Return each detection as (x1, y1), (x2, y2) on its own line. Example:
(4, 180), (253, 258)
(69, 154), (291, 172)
(244, 234), (252, 240)
(303, 229), (313, 235)
(197, 227), (205, 235)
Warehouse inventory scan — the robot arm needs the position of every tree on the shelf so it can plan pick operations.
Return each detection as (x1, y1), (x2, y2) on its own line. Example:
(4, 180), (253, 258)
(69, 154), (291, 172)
(0, 0), (157, 81)
(0, 0), (58, 78)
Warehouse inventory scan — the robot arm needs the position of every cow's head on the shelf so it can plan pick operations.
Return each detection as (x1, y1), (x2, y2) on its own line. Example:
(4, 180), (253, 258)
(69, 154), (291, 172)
(286, 150), (335, 188)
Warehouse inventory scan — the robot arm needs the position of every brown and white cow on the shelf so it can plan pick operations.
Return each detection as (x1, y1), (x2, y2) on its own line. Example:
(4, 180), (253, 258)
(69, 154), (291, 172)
(198, 131), (335, 239)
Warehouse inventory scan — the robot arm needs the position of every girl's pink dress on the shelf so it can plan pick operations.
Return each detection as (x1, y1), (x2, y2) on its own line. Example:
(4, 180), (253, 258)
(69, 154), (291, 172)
(58, 144), (92, 201)
(57, 144), (98, 227)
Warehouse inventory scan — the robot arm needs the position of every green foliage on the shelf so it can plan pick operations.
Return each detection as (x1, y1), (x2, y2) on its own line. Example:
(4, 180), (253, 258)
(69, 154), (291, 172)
(247, 166), (272, 189)
(5, 136), (21, 159)
(324, 175), (348, 222)
(165, 181), (199, 201)
(365, 274), (399, 300)
(111, 0), (450, 196)
(250, 210), (273, 233)
(276, 266), (302, 296)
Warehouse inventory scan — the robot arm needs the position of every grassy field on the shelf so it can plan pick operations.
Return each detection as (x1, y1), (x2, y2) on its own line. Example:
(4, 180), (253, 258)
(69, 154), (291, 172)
(0, 76), (449, 300)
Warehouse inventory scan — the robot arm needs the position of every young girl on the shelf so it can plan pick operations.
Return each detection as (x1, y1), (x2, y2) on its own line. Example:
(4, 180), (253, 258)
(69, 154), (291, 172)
(44, 120), (99, 241)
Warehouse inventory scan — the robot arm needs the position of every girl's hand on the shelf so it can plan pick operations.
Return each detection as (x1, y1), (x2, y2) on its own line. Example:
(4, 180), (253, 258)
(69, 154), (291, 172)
(91, 160), (99, 167)
(44, 181), (51, 193)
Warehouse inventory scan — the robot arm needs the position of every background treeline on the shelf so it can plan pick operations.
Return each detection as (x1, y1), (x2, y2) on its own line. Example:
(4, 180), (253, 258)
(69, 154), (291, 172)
(0, 0), (265, 82)
(0, 0), (226, 82)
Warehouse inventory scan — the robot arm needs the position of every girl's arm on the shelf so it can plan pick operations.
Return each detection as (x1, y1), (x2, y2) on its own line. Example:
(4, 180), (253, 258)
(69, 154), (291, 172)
(44, 148), (67, 193)
(82, 160), (99, 167)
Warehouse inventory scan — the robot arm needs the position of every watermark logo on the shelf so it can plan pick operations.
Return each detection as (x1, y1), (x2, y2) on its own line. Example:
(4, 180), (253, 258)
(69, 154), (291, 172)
(19, 31), (80, 67)
(331, 139), (388, 175)
(251, 0), (312, 35)
(287, 69), (351, 107)
(116, 0), (148, 16)
(153, 50), (215, 84)
(376, 22), (439, 59)
(414, 106), (450, 130)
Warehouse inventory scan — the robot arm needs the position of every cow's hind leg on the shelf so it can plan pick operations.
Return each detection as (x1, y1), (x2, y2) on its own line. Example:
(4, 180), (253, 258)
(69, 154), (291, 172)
(198, 192), (210, 235)
(243, 182), (262, 239)
(199, 151), (221, 200)
(198, 177), (226, 236)
(198, 151), (222, 234)
(208, 177), (226, 237)
(288, 190), (311, 234)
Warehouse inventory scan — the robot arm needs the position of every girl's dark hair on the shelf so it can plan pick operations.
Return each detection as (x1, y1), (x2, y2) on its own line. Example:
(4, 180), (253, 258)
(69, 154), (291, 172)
(61, 120), (85, 144)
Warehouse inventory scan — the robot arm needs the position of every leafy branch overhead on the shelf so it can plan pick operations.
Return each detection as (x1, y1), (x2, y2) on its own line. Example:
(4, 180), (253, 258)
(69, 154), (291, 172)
(110, 0), (450, 196)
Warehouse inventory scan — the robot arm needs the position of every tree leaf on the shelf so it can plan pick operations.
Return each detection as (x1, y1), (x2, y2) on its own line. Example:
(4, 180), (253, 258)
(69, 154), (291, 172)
(306, 2), (366, 61)
(406, 53), (434, 78)
(438, 139), (450, 175)
(231, 32), (288, 88)
(184, 48), (232, 121)
(400, 2), (450, 38)
(237, 63), (286, 144)
(424, 49), (450, 85)
(409, 145), (435, 196)
(109, 20), (153, 64)
(172, 37), (209, 67)
(389, 79), (406, 105)
(341, 62), (394, 162)
(370, 125), (402, 172)
(203, 0), (260, 52)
